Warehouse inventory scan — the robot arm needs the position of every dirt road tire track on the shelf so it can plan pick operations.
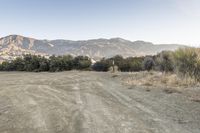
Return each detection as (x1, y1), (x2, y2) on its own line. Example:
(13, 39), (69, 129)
(0, 71), (199, 133)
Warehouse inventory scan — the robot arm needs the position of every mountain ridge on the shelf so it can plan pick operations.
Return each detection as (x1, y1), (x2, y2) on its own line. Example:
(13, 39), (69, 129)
(0, 35), (186, 62)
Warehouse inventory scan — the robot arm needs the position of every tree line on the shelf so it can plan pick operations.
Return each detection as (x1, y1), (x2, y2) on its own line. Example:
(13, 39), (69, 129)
(0, 48), (200, 81)
(0, 55), (92, 72)
(93, 48), (200, 82)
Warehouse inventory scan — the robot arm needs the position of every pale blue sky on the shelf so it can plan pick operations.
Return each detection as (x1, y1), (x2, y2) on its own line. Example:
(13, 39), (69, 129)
(0, 0), (200, 46)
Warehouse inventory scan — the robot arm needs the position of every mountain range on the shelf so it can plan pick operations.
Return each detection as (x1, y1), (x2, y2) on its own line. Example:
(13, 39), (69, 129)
(0, 35), (186, 62)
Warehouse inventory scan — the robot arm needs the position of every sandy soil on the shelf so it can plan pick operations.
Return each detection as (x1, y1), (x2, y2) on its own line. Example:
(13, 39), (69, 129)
(0, 71), (199, 133)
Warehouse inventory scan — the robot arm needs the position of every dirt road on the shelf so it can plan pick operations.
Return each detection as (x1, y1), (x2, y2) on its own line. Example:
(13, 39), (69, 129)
(0, 71), (199, 133)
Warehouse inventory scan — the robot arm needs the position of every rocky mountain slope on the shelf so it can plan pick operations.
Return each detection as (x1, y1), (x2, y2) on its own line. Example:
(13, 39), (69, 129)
(0, 35), (186, 61)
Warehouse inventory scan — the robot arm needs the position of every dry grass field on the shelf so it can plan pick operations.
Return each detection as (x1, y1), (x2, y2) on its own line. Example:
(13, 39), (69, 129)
(0, 71), (199, 133)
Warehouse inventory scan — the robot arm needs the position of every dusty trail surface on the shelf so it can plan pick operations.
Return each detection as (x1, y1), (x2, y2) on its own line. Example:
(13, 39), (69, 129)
(0, 71), (199, 133)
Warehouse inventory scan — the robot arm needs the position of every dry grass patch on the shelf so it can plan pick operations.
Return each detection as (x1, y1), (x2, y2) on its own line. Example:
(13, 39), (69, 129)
(122, 71), (198, 88)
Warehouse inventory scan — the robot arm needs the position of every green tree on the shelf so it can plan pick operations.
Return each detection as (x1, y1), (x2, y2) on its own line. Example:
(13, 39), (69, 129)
(143, 56), (155, 71)
(73, 56), (92, 70)
(12, 57), (25, 71)
(49, 55), (63, 72)
(155, 51), (174, 73)
(39, 57), (49, 71)
(92, 58), (111, 71)
(0, 61), (13, 71)
(117, 57), (143, 72)
(62, 55), (74, 70)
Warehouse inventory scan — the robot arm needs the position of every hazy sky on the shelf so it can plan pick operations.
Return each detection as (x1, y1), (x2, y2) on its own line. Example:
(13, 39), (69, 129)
(0, 0), (200, 46)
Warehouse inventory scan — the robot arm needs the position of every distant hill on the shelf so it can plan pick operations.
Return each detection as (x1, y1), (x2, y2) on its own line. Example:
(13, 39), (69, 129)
(0, 35), (186, 61)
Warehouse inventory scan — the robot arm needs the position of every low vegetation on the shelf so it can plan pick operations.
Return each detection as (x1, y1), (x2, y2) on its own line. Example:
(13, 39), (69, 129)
(0, 47), (200, 82)
(0, 55), (92, 72)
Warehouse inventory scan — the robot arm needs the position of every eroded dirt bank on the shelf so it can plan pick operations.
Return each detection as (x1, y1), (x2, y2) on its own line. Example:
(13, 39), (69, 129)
(0, 71), (199, 133)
